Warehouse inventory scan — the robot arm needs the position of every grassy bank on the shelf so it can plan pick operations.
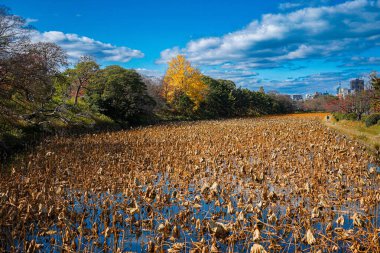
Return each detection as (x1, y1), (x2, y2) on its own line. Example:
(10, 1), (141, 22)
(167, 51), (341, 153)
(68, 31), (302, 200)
(0, 100), (120, 165)
(324, 115), (380, 154)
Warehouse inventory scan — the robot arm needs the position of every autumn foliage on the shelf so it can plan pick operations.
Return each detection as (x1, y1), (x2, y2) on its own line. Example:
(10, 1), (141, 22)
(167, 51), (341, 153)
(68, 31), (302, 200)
(162, 55), (208, 111)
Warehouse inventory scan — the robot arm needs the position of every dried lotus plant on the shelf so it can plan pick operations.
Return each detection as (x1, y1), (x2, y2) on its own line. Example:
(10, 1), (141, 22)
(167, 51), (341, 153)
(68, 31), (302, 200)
(0, 113), (379, 252)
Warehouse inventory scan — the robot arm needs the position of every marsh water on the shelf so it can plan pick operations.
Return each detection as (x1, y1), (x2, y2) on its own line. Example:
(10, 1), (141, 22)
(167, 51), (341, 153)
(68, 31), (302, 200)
(18, 164), (380, 253)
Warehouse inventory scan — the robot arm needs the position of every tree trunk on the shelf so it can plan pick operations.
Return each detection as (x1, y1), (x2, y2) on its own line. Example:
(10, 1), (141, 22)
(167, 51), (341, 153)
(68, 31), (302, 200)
(74, 84), (81, 105)
(357, 112), (361, 121)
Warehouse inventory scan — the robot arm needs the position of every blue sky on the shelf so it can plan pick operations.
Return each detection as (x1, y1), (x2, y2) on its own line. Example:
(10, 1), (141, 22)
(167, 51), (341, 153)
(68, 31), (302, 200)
(3, 0), (380, 94)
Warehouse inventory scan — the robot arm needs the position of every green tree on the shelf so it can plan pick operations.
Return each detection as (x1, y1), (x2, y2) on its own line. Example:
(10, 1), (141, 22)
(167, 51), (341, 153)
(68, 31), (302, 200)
(171, 90), (195, 116)
(66, 56), (99, 105)
(201, 77), (235, 118)
(87, 66), (155, 124)
(231, 88), (251, 116)
(269, 94), (294, 114)
(250, 91), (271, 114)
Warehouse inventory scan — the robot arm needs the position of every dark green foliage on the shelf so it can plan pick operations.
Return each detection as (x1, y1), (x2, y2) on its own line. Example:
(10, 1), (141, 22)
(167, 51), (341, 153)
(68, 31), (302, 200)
(365, 113), (380, 127)
(333, 112), (358, 121)
(197, 76), (294, 118)
(269, 94), (295, 114)
(171, 90), (195, 116)
(201, 76), (235, 117)
(87, 66), (156, 125)
(230, 88), (251, 116)
(360, 115), (368, 122)
(249, 91), (272, 114)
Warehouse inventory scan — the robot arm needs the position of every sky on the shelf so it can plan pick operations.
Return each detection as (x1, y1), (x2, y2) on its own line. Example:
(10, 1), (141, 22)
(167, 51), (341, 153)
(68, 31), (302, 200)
(3, 0), (380, 95)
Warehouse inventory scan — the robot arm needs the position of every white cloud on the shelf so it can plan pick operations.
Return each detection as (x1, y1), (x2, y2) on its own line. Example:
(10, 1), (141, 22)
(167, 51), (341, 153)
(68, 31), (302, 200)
(278, 0), (339, 11)
(339, 56), (380, 67)
(187, 38), (221, 53)
(157, 0), (380, 69)
(278, 2), (303, 10)
(203, 69), (259, 84)
(30, 30), (144, 63)
(156, 47), (181, 64)
(240, 69), (370, 94)
(136, 68), (164, 78)
(25, 18), (38, 25)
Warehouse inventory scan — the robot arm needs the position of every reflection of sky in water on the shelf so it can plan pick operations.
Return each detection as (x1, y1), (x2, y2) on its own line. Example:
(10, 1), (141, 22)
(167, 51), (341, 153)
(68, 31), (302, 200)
(19, 163), (379, 253)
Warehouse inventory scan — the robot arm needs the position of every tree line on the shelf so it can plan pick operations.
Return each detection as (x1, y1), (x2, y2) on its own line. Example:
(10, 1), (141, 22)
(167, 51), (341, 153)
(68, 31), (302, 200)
(296, 73), (380, 125)
(0, 6), (296, 158)
(53, 54), (294, 125)
(159, 55), (294, 119)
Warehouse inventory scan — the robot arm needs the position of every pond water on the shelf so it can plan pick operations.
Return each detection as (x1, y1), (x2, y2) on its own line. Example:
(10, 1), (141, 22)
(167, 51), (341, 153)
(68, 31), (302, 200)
(19, 167), (379, 253)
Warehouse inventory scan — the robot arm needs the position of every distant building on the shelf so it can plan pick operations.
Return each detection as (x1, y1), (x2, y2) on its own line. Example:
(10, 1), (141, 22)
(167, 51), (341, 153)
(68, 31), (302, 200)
(305, 94), (314, 100)
(292, 95), (303, 101)
(350, 79), (364, 92)
(337, 87), (351, 99)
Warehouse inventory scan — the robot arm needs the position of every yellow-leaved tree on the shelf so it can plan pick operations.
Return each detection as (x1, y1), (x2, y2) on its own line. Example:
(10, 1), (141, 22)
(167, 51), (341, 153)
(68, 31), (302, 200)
(162, 55), (208, 111)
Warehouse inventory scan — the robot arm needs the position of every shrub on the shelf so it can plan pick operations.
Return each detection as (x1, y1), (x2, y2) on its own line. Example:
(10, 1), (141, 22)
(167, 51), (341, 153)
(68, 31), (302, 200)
(87, 66), (156, 125)
(345, 113), (357, 121)
(333, 113), (341, 121)
(171, 91), (195, 116)
(365, 113), (380, 127)
(361, 115), (368, 122)
(333, 112), (357, 121)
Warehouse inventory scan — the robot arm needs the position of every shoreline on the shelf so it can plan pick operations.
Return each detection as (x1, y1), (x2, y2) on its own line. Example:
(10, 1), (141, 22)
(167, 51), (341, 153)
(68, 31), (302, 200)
(324, 115), (380, 156)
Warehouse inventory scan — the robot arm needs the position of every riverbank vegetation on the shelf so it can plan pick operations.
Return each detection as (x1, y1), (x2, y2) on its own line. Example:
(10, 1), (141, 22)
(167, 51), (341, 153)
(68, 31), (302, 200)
(0, 7), (294, 161)
(297, 72), (380, 152)
(325, 115), (380, 156)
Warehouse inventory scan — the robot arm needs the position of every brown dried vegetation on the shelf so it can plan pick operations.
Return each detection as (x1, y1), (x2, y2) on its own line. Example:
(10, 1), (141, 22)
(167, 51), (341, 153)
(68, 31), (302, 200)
(0, 114), (379, 252)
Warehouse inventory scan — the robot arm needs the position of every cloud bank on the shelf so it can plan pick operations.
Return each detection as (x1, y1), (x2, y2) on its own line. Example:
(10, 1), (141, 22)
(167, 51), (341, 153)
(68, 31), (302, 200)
(157, 0), (380, 93)
(31, 30), (144, 63)
(158, 0), (380, 68)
